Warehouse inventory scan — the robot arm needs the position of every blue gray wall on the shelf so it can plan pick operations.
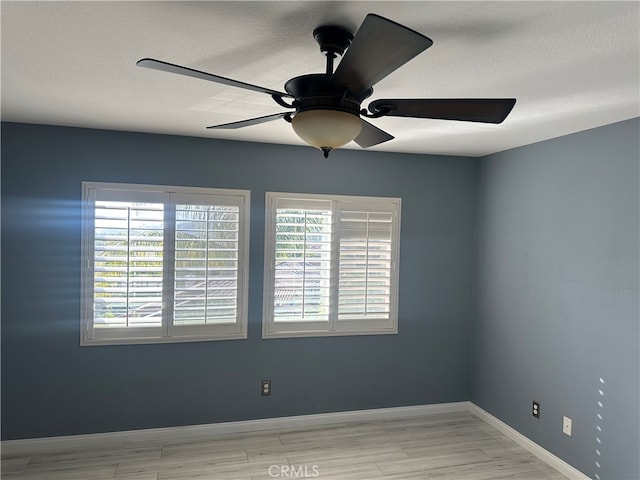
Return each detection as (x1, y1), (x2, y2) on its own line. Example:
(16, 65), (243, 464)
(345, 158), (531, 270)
(472, 118), (639, 480)
(1, 122), (477, 440)
(3, 119), (638, 479)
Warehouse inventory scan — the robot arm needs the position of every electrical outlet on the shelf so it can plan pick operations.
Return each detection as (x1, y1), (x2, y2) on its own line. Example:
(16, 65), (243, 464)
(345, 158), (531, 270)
(261, 380), (271, 396)
(532, 401), (540, 418)
(563, 416), (572, 436)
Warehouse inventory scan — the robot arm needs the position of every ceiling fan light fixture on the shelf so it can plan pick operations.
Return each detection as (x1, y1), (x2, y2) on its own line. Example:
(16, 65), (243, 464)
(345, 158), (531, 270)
(291, 109), (362, 157)
(138, 14), (517, 158)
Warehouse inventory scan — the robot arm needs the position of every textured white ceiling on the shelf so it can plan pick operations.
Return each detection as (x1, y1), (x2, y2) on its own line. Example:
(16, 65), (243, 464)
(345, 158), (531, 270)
(2, 1), (639, 157)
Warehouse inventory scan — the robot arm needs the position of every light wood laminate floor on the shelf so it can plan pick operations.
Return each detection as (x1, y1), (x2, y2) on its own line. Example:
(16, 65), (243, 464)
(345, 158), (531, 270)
(1, 412), (570, 480)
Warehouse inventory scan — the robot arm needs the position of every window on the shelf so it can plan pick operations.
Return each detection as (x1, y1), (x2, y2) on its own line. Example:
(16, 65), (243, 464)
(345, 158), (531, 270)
(81, 182), (250, 345)
(263, 192), (401, 338)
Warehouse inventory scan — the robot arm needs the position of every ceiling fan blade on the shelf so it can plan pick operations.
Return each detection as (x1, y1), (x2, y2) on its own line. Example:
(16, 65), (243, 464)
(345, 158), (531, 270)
(137, 58), (291, 97)
(354, 119), (395, 148)
(332, 14), (433, 99)
(206, 112), (291, 130)
(369, 98), (517, 124)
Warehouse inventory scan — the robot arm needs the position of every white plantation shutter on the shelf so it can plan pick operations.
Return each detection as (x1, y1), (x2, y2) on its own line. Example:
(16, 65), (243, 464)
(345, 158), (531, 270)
(93, 198), (164, 331)
(338, 203), (396, 321)
(82, 183), (249, 345)
(170, 192), (247, 337)
(264, 193), (400, 338)
(273, 199), (333, 323)
(173, 203), (240, 325)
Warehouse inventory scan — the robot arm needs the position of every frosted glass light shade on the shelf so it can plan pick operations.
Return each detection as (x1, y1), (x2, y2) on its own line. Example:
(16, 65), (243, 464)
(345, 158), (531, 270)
(292, 110), (362, 149)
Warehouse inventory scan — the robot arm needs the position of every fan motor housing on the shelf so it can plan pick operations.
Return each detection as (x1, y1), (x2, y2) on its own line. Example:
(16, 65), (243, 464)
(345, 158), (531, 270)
(285, 74), (372, 116)
(295, 95), (361, 116)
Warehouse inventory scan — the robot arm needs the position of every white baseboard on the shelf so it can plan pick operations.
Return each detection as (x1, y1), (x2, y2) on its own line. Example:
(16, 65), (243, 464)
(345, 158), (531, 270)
(1, 401), (469, 455)
(468, 403), (590, 480)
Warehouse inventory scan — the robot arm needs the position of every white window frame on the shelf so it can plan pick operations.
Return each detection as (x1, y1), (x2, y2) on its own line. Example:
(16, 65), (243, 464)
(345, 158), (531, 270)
(262, 192), (401, 339)
(81, 182), (250, 345)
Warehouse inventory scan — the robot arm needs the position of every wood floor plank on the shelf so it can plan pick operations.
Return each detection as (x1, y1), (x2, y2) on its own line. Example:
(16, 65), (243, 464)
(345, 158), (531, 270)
(157, 457), (289, 479)
(376, 449), (495, 476)
(115, 449), (248, 477)
(288, 443), (408, 469)
(1, 463), (117, 480)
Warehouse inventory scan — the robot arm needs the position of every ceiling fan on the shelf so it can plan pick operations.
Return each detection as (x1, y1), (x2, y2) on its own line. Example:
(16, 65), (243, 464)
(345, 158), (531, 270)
(137, 14), (516, 157)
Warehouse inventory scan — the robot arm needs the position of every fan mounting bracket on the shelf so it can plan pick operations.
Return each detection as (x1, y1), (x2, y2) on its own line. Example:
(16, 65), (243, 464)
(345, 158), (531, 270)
(313, 25), (353, 75)
(313, 25), (353, 57)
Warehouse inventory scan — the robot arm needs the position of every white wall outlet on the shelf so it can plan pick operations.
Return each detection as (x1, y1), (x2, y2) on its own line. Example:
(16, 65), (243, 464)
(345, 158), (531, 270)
(563, 416), (572, 436)
(532, 401), (540, 418)
(261, 380), (271, 397)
